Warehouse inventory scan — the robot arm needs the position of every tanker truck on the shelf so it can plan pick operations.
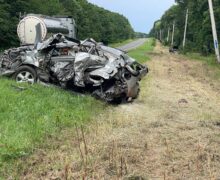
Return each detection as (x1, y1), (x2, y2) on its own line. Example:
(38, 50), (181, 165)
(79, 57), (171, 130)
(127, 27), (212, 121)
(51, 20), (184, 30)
(17, 14), (76, 45)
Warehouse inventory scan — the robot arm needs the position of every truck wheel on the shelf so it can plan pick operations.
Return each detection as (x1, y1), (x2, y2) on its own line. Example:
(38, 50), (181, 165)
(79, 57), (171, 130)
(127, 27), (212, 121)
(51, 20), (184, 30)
(13, 66), (37, 84)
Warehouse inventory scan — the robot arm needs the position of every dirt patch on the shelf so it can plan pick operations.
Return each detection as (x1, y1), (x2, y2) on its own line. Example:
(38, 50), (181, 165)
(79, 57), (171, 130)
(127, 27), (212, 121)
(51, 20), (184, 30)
(6, 42), (220, 179)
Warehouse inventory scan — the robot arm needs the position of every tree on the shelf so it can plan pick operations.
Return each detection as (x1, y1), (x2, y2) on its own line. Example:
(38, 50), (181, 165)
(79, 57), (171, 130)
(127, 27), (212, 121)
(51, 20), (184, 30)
(150, 0), (220, 55)
(0, 0), (134, 49)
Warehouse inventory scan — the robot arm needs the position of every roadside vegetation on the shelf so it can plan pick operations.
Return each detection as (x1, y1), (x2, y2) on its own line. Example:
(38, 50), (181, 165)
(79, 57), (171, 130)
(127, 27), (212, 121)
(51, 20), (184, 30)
(150, 0), (220, 76)
(0, 39), (155, 179)
(184, 52), (220, 80)
(0, 0), (134, 49)
(186, 53), (219, 67)
(128, 38), (156, 63)
(0, 78), (104, 165)
(150, 0), (220, 59)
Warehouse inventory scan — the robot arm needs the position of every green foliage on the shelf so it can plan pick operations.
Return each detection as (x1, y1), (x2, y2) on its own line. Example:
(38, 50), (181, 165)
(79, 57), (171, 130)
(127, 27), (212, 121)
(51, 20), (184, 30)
(135, 32), (148, 38)
(0, 0), (134, 49)
(0, 78), (104, 162)
(150, 0), (220, 56)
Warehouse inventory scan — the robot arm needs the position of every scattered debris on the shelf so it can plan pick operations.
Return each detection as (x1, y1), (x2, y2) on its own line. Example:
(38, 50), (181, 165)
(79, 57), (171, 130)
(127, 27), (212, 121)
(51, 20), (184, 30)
(0, 33), (148, 103)
(178, 98), (188, 104)
(169, 45), (179, 53)
(214, 121), (220, 127)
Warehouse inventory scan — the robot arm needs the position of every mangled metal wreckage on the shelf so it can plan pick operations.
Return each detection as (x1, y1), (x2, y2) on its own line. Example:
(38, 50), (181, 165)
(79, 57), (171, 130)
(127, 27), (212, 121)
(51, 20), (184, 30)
(0, 34), (148, 103)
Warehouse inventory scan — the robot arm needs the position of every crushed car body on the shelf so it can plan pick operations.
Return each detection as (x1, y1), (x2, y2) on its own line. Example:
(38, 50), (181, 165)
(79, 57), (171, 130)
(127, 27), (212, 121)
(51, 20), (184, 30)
(0, 33), (148, 103)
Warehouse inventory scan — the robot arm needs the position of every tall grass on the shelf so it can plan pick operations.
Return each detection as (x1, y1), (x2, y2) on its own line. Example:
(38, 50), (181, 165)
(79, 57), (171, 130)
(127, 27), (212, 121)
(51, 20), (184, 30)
(0, 78), (104, 162)
(186, 53), (220, 67)
(185, 53), (220, 79)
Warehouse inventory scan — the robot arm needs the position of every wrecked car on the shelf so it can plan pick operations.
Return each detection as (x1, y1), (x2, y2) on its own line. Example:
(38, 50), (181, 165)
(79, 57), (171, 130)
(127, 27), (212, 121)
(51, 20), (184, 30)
(0, 33), (148, 103)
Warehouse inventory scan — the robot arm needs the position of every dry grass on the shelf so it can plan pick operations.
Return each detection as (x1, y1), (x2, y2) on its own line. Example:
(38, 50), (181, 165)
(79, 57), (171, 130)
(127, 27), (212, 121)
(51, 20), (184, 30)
(3, 42), (220, 179)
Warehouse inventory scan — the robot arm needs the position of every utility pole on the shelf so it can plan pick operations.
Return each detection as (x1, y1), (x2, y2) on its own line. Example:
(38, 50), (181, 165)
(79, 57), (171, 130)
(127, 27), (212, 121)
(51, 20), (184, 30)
(183, 8), (189, 49)
(171, 21), (175, 46)
(160, 29), (162, 41)
(167, 27), (170, 43)
(208, 0), (220, 63)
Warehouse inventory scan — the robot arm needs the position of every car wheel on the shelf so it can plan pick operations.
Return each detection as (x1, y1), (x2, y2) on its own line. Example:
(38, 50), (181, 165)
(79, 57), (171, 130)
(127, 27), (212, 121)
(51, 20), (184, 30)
(13, 66), (37, 84)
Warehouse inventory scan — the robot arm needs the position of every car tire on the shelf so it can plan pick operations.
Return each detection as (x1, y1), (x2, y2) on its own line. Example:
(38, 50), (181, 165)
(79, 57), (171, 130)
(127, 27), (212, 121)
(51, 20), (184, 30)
(13, 65), (37, 84)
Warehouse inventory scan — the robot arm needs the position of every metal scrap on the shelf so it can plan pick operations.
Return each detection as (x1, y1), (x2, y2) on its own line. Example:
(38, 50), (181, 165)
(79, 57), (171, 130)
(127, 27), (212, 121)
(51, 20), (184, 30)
(0, 34), (148, 103)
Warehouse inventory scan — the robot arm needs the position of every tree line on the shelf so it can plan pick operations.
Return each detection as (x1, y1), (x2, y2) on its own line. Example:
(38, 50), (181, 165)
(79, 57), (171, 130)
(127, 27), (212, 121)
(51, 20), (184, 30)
(0, 0), (134, 49)
(150, 0), (220, 55)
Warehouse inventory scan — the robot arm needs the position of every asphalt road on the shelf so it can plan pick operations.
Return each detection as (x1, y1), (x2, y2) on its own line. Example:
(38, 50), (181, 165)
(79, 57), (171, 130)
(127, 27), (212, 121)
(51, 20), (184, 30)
(117, 38), (147, 52)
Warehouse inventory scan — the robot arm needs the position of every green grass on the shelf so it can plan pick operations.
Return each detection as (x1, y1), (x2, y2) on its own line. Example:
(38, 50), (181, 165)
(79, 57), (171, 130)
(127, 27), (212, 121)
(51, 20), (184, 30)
(0, 78), (104, 163)
(185, 53), (220, 79)
(185, 53), (220, 67)
(109, 39), (137, 48)
(128, 38), (155, 64)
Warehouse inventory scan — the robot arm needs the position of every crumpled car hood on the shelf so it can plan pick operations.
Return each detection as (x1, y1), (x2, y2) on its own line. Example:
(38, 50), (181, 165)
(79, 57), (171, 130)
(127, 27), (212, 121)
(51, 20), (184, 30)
(0, 33), (148, 103)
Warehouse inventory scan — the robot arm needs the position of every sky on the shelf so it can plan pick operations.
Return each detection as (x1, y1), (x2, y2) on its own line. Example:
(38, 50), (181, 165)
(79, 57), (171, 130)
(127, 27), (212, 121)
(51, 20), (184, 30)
(87, 0), (175, 33)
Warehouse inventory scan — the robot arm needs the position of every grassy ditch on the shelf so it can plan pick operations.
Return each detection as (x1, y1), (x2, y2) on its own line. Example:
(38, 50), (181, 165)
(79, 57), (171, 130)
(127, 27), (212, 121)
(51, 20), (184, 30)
(0, 79), (104, 163)
(186, 53), (219, 67)
(185, 53), (220, 79)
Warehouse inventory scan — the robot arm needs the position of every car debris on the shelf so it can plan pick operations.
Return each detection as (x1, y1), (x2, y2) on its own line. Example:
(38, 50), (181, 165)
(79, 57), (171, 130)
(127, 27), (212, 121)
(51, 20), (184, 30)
(169, 45), (179, 53)
(0, 33), (148, 103)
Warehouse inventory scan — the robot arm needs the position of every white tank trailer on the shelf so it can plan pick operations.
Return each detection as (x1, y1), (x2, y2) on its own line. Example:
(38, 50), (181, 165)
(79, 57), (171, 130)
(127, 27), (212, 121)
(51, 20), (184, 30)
(17, 14), (76, 45)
